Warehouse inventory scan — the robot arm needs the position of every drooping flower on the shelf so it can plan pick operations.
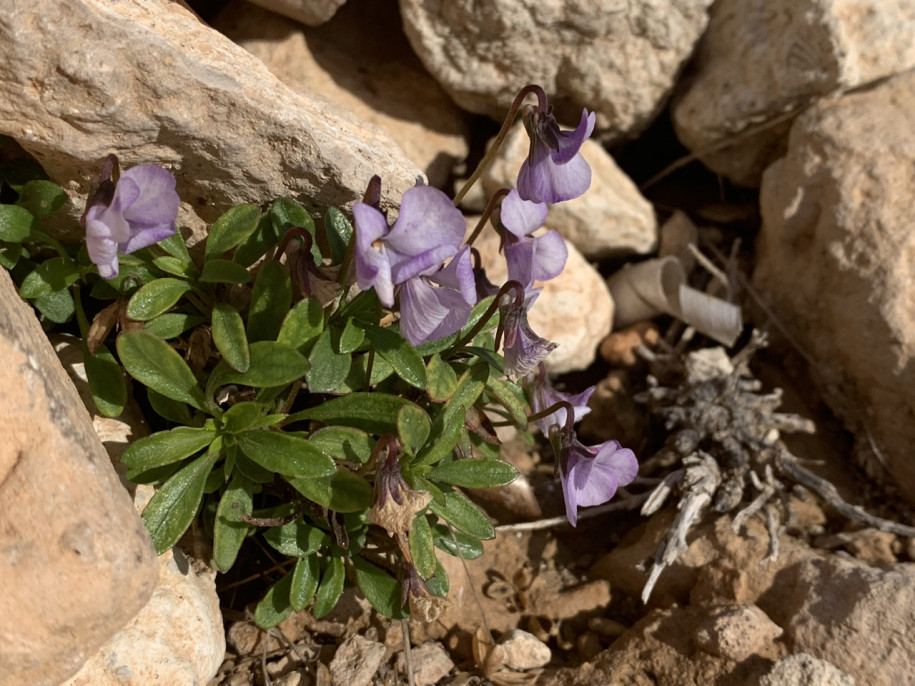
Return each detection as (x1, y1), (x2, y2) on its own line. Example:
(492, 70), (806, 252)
(517, 107), (596, 204)
(497, 283), (557, 381)
(499, 190), (567, 303)
(526, 363), (594, 436)
(353, 185), (465, 308)
(559, 438), (638, 527)
(399, 246), (476, 346)
(82, 155), (180, 279)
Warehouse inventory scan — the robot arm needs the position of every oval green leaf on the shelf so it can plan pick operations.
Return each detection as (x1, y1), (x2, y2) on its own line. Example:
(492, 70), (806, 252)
(83, 342), (127, 418)
(409, 513), (437, 579)
(428, 490), (494, 540)
(19, 256), (79, 298)
(427, 458), (519, 489)
(288, 392), (413, 434)
(364, 325), (426, 390)
(211, 302), (250, 372)
(0, 204), (34, 242)
(126, 278), (191, 321)
(212, 474), (253, 572)
(313, 557), (345, 619)
(141, 451), (216, 553)
(264, 520), (329, 557)
(236, 430), (334, 478)
(278, 297), (324, 356)
(288, 469), (373, 513)
(117, 330), (207, 411)
(306, 327), (351, 393)
(254, 571), (294, 629)
(200, 259), (251, 284)
(290, 555), (321, 612)
(247, 261), (291, 343)
(144, 312), (205, 340)
(352, 557), (406, 619)
(16, 179), (65, 218)
(121, 425), (216, 471)
(308, 426), (374, 464)
(397, 404), (431, 456)
(207, 340), (308, 395)
(205, 204), (261, 260)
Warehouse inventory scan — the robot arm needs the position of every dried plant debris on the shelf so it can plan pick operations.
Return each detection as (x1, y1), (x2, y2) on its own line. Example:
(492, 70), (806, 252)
(635, 330), (915, 603)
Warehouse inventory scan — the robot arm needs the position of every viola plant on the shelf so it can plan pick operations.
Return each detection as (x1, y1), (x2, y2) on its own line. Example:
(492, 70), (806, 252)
(0, 86), (636, 627)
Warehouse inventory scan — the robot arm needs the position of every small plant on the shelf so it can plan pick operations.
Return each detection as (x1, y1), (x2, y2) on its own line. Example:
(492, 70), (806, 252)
(0, 87), (636, 626)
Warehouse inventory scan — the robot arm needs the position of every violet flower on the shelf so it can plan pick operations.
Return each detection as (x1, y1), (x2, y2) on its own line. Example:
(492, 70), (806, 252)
(517, 106), (596, 204)
(559, 438), (638, 527)
(82, 155), (180, 279)
(353, 185), (465, 308)
(497, 283), (557, 381)
(399, 246), (476, 346)
(526, 363), (594, 436)
(500, 190), (567, 303)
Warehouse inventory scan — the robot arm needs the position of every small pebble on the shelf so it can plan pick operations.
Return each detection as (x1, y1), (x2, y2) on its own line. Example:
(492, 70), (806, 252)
(500, 629), (551, 670)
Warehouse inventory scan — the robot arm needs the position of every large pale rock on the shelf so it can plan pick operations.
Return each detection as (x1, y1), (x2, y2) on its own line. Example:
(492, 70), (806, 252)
(761, 653), (855, 686)
(400, 0), (713, 140)
(53, 337), (225, 686)
(472, 216), (614, 374)
(216, 0), (468, 190)
(0, 270), (158, 686)
(774, 556), (915, 686)
(245, 0), (346, 26)
(0, 0), (421, 243)
(482, 124), (657, 259)
(754, 71), (915, 504)
(673, 0), (915, 186)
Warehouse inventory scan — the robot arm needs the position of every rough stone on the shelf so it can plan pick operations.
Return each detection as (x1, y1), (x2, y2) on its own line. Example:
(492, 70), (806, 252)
(754, 70), (915, 505)
(500, 629), (551, 671)
(673, 0), (915, 186)
(400, 0), (713, 140)
(760, 653), (855, 686)
(774, 556), (915, 686)
(693, 604), (783, 662)
(215, 0), (469, 189)
(471, 216), (614, 374)
(0, 270), (158, 686)
(245, 0), (346, 26)
(482, 124), (657, 260)
(328, 634), (386, 686)
(402, 642), (455, 686)
(0, 0), (421, 244)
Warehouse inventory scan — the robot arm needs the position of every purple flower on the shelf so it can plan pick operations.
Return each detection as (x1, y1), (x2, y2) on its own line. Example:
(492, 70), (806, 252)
(353, 186), (465, 308)
(517, 108), (596, 204)
(500, 190), (567, 303)
(399, 247), (476, 346)
(82, 156), (179, 279)
(526, 363), (594, 436)
(497, 284), (557, 381)
(560, 438), (638, 526)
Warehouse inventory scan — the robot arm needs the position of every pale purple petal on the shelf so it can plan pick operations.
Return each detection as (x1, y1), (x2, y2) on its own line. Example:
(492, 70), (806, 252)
(500, 303), (557, 381)
(504, 237), (535, 291)
(518, 148), (592, 204)
(353, 202), (395, 306)
(528, 365), (594, 435)
(552, 110), (596, 165)
(399, 276), (473, 346)
(119, 165), (180, 226)
(85, 216), (120, 279)
(120, 225), (178, 254)
(530, 230), (567, 282)
(385, 186), (464, 283)
(560, 437), (638, 527)
(430, 246), (476, 305)
(500, 190), (547, 237)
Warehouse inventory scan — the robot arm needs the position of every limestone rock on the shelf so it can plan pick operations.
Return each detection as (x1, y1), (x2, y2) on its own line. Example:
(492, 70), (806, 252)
(500, 629), (551, 671)
(471, 216), (614, 374)
(693, 604), (783, 662)
(400, 0), (713, 140)
(245, 0), (346, 26)
(0, 0), (421, 244)
(328, 634), (386, 686)
(760, 653), (855, 686)
(754, 70), (915, 504)
(215, 0), (469, 189)
(482, 124), (657, 260)
(0, 270), (158, 686)
(400, 642), (454, 686)
(775, 556), (915, 686)
(673, 0), (915, 186)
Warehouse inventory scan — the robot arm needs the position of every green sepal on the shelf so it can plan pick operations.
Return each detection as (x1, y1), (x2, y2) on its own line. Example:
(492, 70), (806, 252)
(313, 557), (345, 619)
(254, 571), (294, 629)
(288, 468), (373, 513)
(428, 490), (494, 540)
(211, 302), (250, 372)
(199, 259), (251, 284)
(205, 204), (261, 261)
(409, 513), (437, 579)
(212, 473), (254, 572)
(287, 392), (414, 434)
(290, 555), (321, 612)
(19, 256), (79, 298)
(83, 341), (127, 418)
(125, 278), (191, 321)
(117, 330), (207, 411)
(236, 430), (335, 478)
(427, 458), (519, 489)
(363, 325), (426, 390)
(121, 425), (216, 472)
(352, 557), (407, 619)
(247, 261), (291, 343)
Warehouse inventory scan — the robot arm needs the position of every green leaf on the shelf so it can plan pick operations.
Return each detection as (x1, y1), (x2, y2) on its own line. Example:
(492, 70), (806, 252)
(143, 312), (205, 340)
(207, 341), (308, 395)
(211, 303), (250, 372)
(271, 198), (320, 264)
(428, 490), (494, 540)
(157, 232), (192, 264)
(426, 559), (450, 597)
(212, 474), (253, 572)
(305, 328), (351, 393)
(0, 204), (34, 242)
(324, 206), (353, 265)
(313, 557), (345, 619)
(409, 514), (436, 579)
(288, 468), (373, 513)
(290, 555), (321, 612)
(277, 298), (324, 356)
(199, 259), (251, 284)
(0, 241), (22, 269)
(205, 204), (260, 260)
(235, 454), (274, 483)
(117, 330), (207, 411)
(288, 392), (413, 434)
(264, 520), (329, 557)
(427, 458), (518, 489)
(254, 572), (294, 629)
(397, 404), (431, 456)
(142, 450), (217, 553)
(33, 287), (75, 323)
(236, 430), (335, 478)
(432, 523), (484, 560)
(247, 261), (291, 342)
(221, 401), (264, 434)
(364, 325), (426, 390)
(336, 318), (364, 354)
(147, 388), (194, 425)
(352, 557), (406, 619)
(153, 255), (197, 278)
(126, 278), (191, 321)
(485, 377), (528, 426)
(19, 256), (79, 298)
(308, 426), (374, 464)
(16, 179), (65, 219)
(83, 342), (126, 418)
(122, 425), (215, 471)
(426, 353), (458, 402)
(232, 213), (276, 268)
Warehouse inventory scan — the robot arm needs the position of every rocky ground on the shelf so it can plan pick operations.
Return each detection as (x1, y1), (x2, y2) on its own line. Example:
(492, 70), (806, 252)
(3, 1), (915, 685)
